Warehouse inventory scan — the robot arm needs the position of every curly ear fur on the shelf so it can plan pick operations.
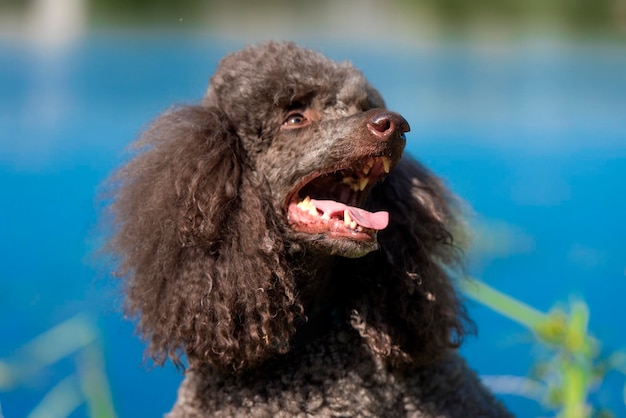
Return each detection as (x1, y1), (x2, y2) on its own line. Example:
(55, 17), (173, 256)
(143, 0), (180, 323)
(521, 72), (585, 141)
(340, 157), (473, 366)
(107, 105), (302, 370)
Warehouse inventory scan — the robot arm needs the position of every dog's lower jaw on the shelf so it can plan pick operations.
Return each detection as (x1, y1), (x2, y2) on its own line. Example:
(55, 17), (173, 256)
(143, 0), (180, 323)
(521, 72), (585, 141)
(291, 231), (380, 259)
(328, 239), (379, 258)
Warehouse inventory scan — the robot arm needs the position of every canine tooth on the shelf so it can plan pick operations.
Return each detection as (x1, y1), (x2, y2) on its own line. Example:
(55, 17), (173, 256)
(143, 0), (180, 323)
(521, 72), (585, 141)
(344, 210), (352, 227)
(297, 196), (318, 216)
(358, 177), (369, 191)
(296, 200), (309, 210)
(382, 157), (391, 173)
(349, 221), (357, 229)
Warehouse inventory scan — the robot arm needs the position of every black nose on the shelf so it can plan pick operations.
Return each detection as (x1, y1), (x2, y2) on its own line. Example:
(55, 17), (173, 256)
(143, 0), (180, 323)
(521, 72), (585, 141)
(367, 111), (410, 141)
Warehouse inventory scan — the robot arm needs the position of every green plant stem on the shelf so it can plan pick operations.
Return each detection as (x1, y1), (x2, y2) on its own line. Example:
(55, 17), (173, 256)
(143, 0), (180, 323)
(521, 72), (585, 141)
(77, 343), (117, 418)
(460, 278), (547, 330)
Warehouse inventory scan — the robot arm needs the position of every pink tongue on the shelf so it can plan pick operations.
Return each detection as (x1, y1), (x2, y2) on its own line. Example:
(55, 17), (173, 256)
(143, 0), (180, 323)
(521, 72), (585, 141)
(309, 199), (389, 230)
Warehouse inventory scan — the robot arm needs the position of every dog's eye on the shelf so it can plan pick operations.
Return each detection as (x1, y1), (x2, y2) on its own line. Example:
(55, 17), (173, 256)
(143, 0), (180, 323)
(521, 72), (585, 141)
(283, 113), (307, 127)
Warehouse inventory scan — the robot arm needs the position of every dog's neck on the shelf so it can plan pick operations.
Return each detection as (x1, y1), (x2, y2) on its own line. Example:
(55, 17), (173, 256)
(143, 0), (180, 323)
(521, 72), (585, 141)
(288, 250), (346, 344)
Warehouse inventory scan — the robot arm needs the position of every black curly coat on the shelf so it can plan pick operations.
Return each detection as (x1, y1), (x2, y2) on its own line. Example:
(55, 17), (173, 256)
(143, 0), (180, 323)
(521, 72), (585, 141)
(107, 42), (511, 416)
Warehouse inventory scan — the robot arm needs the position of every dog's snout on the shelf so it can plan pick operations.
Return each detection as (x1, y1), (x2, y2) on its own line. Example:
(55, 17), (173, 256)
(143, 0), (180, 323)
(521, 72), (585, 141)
(367, 111), (410, 141)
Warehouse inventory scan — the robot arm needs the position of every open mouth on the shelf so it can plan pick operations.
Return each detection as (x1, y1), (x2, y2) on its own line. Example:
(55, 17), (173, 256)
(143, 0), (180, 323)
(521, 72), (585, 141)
(286, 156), (394, 241)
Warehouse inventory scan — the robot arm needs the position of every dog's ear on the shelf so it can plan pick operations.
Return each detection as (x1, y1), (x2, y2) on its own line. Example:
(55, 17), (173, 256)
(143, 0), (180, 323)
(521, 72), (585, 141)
(107, 105), (301, 371)
(341, 157), (473, 366)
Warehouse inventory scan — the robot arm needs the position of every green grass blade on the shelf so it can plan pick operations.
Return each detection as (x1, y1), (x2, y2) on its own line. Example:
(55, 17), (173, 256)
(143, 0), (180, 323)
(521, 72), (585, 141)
(27, 374), (83, 418)
(20, 314), (97, 370)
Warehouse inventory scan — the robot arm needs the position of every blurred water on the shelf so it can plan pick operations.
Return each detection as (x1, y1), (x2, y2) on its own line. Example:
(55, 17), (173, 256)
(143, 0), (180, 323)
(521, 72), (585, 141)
(1, 35), (625, 417)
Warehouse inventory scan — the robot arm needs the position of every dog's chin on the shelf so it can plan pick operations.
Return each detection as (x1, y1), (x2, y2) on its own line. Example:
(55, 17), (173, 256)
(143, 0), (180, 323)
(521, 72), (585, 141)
(289, 230), (380, 259)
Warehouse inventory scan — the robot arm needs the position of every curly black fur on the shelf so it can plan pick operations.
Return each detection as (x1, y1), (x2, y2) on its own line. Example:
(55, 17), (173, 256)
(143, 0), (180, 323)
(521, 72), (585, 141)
(106, 41), (510, 416)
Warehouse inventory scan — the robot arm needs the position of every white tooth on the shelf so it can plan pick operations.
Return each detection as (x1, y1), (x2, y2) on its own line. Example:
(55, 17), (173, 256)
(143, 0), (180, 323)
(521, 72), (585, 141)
(344, 210), (352, 227)
(297, 196), (317, 215)
(321, 212), (330, 220)
(382, 157), (391, 173)
(350, 221), (357, 229)
(358, 177), (369, 191)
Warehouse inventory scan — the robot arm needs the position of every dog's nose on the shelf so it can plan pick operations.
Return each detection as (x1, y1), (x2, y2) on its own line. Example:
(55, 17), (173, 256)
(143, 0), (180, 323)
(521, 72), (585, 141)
(367, 111), (410, 141)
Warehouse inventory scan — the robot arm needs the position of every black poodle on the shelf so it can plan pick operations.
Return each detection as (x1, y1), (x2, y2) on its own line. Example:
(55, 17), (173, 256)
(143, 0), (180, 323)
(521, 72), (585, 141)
(107, 41), (511, 416)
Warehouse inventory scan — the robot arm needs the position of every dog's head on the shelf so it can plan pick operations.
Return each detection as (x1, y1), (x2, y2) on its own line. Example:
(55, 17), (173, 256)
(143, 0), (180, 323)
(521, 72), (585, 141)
(107, 42), (469, 372)
(205, 42), (409, 257)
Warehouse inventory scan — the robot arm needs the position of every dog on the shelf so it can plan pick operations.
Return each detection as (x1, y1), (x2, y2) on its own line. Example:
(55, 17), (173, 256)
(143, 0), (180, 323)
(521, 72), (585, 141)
(107, 41), (510, 417)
